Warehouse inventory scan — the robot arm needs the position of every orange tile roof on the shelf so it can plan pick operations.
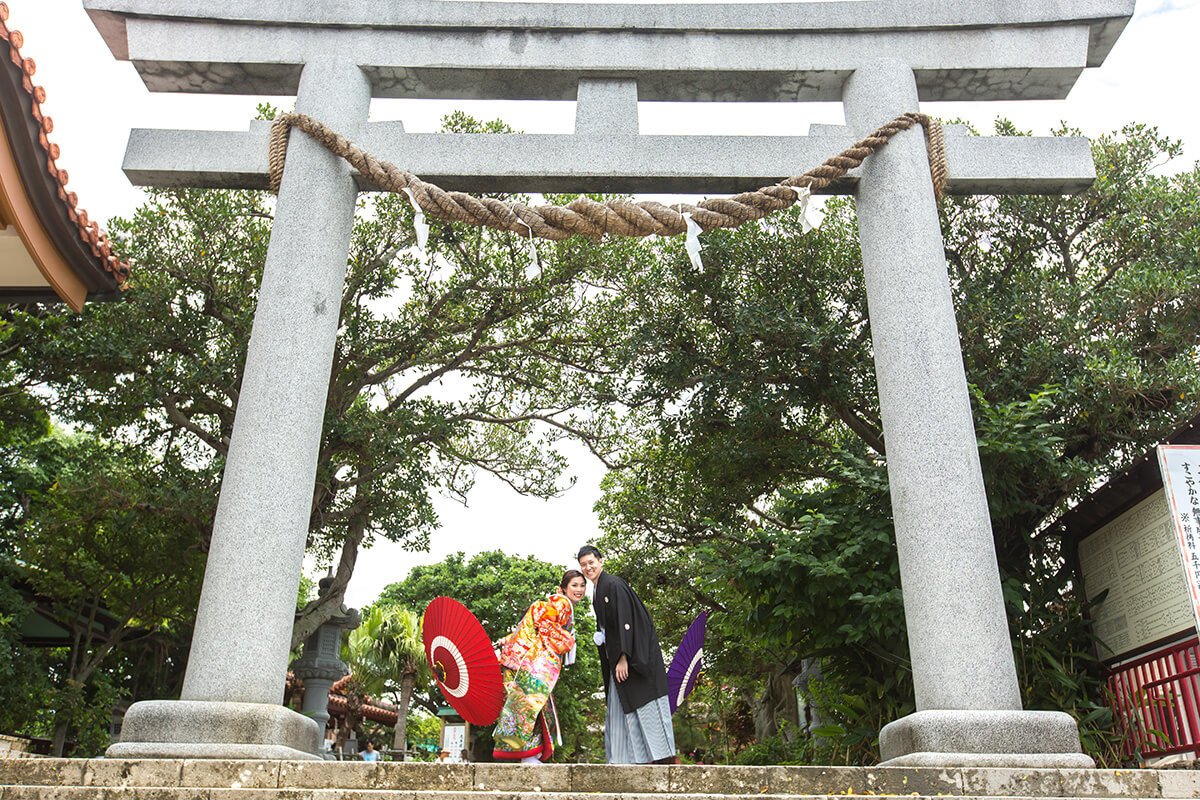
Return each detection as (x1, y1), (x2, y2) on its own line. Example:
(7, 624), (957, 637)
(328, 693), (400, 726)
(330, 674), (401, 725)
(285, 672), (402, 727)
(0, 1), (130, 286)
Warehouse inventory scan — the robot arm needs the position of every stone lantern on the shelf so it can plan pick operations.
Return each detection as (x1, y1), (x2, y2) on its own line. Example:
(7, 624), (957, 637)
(291, 574), (361, 755)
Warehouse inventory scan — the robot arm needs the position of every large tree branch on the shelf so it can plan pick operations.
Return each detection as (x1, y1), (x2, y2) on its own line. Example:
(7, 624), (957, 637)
(384, 304), (503, 409)
(747, 504), (810, 533)
(830, 400), (886, 457)
(434, 441), (560, 497)
(458, 411), (622, 470)
(292, 521), (365, 648)
(687, 582), (729, 614)
(159, 391), (230, 454)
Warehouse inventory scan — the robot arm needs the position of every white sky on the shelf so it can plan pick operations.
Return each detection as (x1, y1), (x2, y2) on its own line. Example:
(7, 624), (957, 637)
(9, 0), (1199, 607)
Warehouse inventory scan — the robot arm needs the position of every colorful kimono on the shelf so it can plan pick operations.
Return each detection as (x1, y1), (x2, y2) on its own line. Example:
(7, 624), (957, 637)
(492, 592), (576, 761)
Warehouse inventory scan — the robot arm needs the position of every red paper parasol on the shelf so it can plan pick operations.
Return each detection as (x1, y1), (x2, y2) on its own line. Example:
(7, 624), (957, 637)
(422, 596), (505, 726)
(667, 611), (707, 714)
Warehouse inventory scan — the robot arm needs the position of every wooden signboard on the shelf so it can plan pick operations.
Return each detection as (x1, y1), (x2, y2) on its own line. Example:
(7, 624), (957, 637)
(1077, 489), (1193, 659)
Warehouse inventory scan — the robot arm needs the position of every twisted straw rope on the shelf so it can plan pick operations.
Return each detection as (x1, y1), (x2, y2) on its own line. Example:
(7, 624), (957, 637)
(269, 111), (947, 242)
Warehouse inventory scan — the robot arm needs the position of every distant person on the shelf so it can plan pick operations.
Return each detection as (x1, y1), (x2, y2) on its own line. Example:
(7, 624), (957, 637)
(492, 569), (587, 763)
(359, 740), (380, 762)
(577, 544), (676, 764)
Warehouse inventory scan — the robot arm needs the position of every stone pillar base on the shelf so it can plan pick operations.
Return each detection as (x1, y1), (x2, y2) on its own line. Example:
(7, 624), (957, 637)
(106, 700), (321, 761)
(878, 709), (1095, 768)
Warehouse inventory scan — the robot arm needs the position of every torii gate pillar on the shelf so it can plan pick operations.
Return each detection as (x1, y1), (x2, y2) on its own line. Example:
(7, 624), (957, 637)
(845, 60), (1086, 766)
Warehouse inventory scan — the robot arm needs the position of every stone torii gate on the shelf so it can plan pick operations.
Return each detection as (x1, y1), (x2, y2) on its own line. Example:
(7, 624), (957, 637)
(86, 0), (1133, 765)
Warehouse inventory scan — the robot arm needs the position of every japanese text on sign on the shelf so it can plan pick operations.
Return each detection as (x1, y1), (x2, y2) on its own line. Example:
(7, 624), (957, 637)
(1157, 445), (1200, 638)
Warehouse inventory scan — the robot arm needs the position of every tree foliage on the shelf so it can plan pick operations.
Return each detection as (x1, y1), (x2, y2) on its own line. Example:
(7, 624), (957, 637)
(595, 123), (1200, 764)
(5, 112), (641, 652)
(0, 431), (204, 754)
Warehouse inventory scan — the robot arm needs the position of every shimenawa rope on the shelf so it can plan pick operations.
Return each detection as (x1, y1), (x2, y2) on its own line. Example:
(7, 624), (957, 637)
(268, 111), (947, 242)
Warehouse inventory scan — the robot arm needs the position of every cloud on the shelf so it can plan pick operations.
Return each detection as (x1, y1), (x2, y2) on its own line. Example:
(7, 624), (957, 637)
(1137, 0), (1193, 20)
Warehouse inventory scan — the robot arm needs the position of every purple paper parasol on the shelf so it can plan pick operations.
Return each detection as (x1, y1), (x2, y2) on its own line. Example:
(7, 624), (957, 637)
(667, 611), (707, 714)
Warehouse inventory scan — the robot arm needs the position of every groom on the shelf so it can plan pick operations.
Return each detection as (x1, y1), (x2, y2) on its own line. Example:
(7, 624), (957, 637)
(577, 544), (676, 764)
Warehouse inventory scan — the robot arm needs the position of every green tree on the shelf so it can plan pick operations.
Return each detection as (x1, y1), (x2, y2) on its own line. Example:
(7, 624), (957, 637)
(0, 560), (55, 741)
(381, 607), (428, 754)
(0, 311), (52, 532)
(596, 123), (1200, 763)
(340, 603), (430, 754)
(0, 316), (58, 741)
(4, 111), (642, 652)
(0, 432), (205, 754)
(1, 328), (197, 751)
(405, 711), (441, 759)
(339, 606), (390, 752)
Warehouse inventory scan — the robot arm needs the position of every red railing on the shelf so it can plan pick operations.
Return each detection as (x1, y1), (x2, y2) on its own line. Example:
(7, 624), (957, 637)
(1106, 637), (1200, 759)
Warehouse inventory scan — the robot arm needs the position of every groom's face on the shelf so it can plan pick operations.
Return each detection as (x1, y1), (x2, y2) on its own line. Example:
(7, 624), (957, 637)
(578, 553), (603, 583)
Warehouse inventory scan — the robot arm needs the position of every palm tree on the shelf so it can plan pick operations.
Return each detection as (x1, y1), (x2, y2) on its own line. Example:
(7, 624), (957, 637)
(343, 603), (430, 758)
(338, 608), (390, 753)
(379, 607), (429, 756)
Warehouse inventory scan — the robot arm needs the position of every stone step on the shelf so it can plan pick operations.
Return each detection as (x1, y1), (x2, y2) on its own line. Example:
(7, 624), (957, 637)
(1, 760), (1198, 800)
(0, 791), (1186, 800)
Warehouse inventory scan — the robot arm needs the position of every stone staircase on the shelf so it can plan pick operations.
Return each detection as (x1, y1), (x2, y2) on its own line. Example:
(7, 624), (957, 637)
(2, 759), (1200, 800)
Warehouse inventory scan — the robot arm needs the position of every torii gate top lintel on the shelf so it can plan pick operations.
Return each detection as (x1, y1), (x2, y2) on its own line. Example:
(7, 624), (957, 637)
(86, 0), (1132, 102)
(84, 0), (1133, 196)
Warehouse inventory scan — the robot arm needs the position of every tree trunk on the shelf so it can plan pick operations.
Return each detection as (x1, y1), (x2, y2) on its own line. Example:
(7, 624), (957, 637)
(51, 718), (70, 757)
(750, 665), (801, 741)
(51, 673), (91, 757)
(335, 681), (364, 755)
(795, 658), (826, 732)
(291, 525), (363, 648)
(392, 671), (415, 757)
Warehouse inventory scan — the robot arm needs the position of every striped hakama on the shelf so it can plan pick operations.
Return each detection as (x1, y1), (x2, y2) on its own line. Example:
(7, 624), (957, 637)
(605, 676), (676, 764)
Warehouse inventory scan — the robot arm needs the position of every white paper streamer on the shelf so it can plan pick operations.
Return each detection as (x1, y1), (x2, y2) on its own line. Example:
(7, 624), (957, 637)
(401, 187), (430, 257)
(795, 187), (824, 233)
(682, 211), (704, 271)
(515, 218), (540, 279)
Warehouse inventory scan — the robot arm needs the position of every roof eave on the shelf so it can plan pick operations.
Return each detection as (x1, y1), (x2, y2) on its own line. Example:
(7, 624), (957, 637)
(0, 11), (130, 310)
